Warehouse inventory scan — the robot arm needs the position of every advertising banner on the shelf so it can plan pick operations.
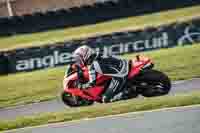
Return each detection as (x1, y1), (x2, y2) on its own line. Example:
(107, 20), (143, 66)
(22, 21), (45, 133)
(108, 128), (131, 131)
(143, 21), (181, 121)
(4, 17), (200, 73)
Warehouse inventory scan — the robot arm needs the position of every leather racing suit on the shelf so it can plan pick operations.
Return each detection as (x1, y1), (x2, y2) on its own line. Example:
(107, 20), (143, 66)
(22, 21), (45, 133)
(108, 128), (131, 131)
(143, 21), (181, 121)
(66, 55), (129, 103)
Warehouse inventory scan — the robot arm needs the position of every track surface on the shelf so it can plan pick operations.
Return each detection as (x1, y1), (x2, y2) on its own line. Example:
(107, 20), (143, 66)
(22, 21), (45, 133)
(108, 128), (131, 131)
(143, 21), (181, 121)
(1, 78), (200, 120)
(5, 105), (200, 133)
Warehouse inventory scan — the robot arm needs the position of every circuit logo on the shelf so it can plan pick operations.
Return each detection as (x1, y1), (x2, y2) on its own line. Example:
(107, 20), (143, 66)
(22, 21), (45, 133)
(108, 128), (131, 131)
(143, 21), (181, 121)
(178, 26), (200, 45)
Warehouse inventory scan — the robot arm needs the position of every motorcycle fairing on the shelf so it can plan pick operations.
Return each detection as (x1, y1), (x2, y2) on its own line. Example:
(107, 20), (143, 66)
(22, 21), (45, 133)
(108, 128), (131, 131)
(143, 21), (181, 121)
(128, 55), (152, 78)
(65, 86), (104, 101)
(63, 68), (112, 101)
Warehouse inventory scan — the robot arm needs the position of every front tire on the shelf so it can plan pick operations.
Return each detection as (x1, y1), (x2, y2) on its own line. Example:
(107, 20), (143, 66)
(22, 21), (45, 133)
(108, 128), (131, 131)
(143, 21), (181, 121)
(61, 91), (94, 107)
(134, 70), (171, 97)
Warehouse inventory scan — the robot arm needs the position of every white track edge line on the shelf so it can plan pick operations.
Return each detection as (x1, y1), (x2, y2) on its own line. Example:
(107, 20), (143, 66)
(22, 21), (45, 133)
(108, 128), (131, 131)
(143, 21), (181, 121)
(4, 104), (200, 133)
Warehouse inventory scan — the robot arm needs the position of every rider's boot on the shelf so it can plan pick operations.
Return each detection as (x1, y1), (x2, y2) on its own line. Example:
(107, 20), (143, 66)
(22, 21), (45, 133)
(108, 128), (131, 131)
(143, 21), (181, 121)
(102, 77), (127, 103)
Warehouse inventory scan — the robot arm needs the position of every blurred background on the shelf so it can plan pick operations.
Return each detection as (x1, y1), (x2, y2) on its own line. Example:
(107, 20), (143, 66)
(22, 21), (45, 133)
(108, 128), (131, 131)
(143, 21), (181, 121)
(0, 1), (200, 129)
(0, 0), (199, 36)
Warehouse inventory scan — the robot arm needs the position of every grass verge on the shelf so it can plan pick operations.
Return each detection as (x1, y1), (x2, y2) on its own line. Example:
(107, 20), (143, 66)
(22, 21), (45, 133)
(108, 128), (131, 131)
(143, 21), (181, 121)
(0, 5), (200, 51)
(0, 91), (200, 131)
(0, 44), (200, 109)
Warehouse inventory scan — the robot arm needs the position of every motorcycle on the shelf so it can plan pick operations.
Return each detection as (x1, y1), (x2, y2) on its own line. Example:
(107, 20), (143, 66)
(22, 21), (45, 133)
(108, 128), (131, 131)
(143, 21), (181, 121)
(62, 55), (171, 107)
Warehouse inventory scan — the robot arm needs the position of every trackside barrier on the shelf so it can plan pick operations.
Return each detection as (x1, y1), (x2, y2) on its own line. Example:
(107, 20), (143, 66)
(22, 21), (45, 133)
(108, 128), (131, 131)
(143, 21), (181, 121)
(1, 17), (200, 75)
(0, 0), (200, 37)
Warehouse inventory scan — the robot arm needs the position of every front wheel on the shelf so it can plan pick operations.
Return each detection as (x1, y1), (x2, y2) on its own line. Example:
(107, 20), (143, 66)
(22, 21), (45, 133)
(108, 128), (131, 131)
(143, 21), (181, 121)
(134, 70), (171, 97)
(61, 91), (94, 107)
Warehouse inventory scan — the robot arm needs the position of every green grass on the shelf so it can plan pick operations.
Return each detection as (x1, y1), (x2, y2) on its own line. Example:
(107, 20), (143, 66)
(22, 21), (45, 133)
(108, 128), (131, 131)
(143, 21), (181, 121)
(0, 5), (200, 51)
(0, 91), (200, 131)
(0, 44), (200, 109)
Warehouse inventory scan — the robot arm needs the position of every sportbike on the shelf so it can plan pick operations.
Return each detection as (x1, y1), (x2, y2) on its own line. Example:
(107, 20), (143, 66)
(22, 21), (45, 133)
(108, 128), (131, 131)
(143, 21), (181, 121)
(62, 55), (171, 107)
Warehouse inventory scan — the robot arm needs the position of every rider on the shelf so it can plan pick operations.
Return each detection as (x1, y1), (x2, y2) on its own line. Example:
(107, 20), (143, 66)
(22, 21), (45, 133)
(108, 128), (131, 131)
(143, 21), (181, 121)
(67, 45), (129, 103)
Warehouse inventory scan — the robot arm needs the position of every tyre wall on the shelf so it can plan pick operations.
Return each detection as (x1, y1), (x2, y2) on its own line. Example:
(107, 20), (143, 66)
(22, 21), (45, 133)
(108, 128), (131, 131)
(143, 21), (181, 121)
(0, 0), (200, 36)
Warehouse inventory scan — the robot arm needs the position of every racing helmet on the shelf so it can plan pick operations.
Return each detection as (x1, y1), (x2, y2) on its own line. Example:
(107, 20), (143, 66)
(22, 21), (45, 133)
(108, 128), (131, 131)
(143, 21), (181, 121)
(72, 45), (97, 66)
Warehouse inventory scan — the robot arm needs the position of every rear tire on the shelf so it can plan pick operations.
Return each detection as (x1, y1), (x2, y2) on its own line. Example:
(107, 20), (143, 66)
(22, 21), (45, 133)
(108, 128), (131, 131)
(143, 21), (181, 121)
(134, 70), (171, 97)
(61, 91), (94, 107)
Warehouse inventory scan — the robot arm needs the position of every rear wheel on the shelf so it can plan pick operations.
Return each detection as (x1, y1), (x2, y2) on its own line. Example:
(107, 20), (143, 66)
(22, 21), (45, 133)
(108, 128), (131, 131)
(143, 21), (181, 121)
(133, 70), (171, 97)
(61, 91), (94, 107)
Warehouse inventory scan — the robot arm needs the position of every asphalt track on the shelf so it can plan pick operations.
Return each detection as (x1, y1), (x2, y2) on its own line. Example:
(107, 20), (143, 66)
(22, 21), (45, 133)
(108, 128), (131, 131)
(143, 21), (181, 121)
(0, 78), (200, 120)
(5, 105), (200, 133)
